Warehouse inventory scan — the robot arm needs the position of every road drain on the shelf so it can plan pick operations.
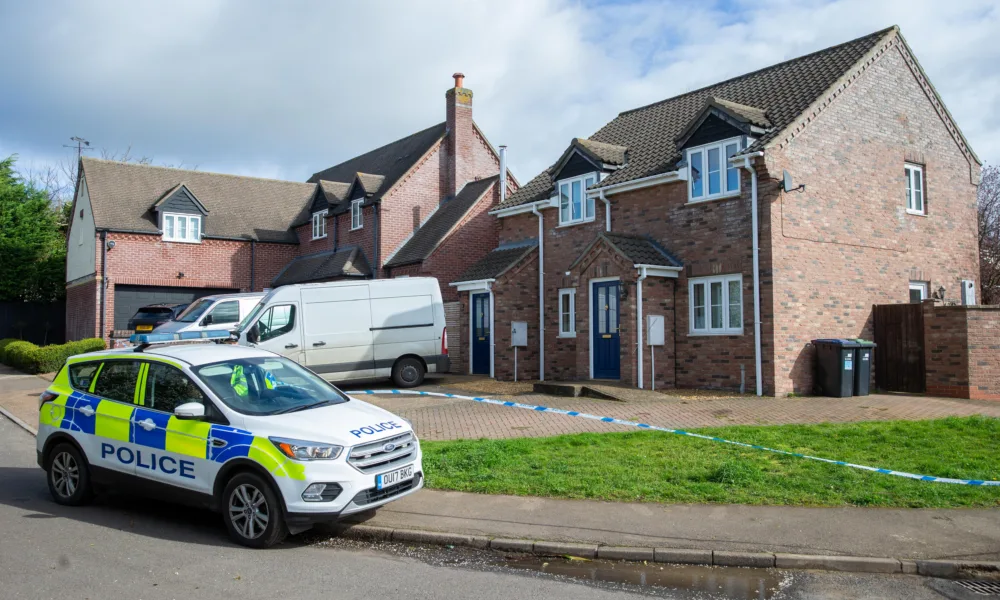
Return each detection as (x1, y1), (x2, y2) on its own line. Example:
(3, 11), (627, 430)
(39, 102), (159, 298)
(502, 556), (783, 599)
(957, 580), (1000, 595)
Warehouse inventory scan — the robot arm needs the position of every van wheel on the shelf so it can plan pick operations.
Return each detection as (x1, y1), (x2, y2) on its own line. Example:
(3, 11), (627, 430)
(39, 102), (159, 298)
(223, 472), (288, 548)
(46, 443), (93, 506)
(392, 357), (425, 388)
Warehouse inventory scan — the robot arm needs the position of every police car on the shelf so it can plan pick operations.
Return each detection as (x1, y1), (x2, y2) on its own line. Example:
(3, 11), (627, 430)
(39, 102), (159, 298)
(36, 331), (423, 548)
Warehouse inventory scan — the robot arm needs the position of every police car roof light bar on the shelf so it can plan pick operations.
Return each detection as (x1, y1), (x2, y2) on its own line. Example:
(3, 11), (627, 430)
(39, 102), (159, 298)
(130, 329), (234, 352)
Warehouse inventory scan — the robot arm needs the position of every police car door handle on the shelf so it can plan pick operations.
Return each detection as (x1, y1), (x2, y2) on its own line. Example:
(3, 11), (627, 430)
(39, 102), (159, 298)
(78, 405), (95, 417)
(312, 341), (326, 347)
(211, 438), (227, 448)
(285, 343), (298, 349)
(136, 418), (156, 432)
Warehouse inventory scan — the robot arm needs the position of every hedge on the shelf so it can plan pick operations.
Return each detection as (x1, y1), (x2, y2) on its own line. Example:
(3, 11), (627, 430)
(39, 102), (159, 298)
(0, 338), (106, 374)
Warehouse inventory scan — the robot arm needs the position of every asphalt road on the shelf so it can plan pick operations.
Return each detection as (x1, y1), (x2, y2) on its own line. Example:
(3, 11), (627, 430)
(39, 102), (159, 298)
(0, 415), (952, 600)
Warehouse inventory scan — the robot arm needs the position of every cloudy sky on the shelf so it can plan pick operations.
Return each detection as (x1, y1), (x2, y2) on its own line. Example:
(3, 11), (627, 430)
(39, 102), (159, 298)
(1, 0), (997, 190)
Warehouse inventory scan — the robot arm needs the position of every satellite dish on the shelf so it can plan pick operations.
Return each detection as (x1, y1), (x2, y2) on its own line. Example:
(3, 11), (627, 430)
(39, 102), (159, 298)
(783, 170), (805, 193)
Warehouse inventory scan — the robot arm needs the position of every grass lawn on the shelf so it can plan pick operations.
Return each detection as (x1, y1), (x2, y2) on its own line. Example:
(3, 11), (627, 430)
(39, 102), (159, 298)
(421, 416), (1000, 508)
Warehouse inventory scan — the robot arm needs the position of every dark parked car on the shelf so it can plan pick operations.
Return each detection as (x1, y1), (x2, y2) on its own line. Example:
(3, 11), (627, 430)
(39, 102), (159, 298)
(126, 303), (189, 332)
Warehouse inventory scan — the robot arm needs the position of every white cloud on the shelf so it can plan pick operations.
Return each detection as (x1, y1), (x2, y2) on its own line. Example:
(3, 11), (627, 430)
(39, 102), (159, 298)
(0, 0), (997, 190)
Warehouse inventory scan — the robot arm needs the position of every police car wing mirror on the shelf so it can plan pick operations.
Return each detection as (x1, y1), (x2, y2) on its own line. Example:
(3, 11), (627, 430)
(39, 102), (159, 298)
(174, 402), (205, 420)
(247, 323), (260, 344)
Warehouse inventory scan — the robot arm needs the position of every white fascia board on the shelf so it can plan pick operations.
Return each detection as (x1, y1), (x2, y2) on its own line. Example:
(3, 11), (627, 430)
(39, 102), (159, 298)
(450, 279), (495, 292)
(489, 198), (556, 218)
(587, 169), (686, 198)
(634, 264), (681, 278)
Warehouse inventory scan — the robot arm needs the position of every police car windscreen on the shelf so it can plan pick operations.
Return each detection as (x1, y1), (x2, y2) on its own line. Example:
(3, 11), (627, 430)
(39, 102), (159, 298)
(193, 357), (349, 416)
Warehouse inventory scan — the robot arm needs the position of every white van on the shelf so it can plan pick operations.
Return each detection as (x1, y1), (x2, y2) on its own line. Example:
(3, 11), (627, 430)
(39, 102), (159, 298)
(155, 292), (265, 336)
(235, 278), (448, 387)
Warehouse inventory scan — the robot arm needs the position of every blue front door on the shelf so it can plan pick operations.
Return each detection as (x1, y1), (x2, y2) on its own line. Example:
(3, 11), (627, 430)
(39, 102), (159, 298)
(592, 281), (621, 379)
(471, 293), (491, 375)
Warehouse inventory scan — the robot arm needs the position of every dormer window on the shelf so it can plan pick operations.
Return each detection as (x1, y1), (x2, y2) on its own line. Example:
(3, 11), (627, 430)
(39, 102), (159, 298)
(558, 174), (597, 226)
(351, 199), (363, 230)
(311, 209), (328, 239)
(162, 213), (200, 243)
(687, 137), (742, 202)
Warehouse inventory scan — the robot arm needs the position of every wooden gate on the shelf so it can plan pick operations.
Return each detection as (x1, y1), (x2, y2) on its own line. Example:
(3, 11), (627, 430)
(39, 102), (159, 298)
(872, 304), (925, 393)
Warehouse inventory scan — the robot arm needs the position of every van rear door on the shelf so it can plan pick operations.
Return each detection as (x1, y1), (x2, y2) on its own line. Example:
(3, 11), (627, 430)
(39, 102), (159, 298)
(301, 285), (375, 381)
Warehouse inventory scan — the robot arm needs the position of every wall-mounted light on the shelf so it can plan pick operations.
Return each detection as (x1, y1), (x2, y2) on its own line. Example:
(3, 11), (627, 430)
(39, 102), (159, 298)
(106, 239), (116, 250)
(937, 286), (946, 299)
(177, 272), (185, 279)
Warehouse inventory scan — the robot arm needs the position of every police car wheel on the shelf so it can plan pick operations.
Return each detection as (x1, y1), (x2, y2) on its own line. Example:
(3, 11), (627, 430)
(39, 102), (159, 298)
(223, 473), (287, 548)
(392, 357), (425, 388)
(46, 444), (93, 506)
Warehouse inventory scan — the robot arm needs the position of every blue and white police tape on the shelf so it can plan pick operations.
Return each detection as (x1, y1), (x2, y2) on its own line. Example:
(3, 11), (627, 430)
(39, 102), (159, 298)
(359, 389), (1000, 487)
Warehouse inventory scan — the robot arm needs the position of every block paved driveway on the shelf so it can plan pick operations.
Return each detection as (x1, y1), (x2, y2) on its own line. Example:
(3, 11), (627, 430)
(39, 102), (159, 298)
(342, 379), (1000, 442)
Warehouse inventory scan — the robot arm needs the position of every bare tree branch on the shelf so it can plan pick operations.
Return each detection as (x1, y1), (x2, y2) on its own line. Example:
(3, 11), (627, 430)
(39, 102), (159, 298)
(978, 165), (1000, 304)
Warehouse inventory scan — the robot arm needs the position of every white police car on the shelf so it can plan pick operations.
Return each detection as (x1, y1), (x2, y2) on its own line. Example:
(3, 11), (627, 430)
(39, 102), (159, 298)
(36, 331), (423, 548)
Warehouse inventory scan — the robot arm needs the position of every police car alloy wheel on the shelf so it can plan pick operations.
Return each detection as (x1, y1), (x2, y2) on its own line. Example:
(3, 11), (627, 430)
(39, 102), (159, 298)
(391, 357), (425, 388)
(46, 443), (93, 506)
(223, 472), (287, 548)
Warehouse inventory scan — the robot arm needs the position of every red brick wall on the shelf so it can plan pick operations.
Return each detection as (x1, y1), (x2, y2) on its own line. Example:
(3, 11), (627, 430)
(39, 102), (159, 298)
(296, 220), (332, 256)
(491, 251), (540, 380)
(87, 233), (295, 341)
(65, 277), (99, 341)
(334, 207), (376, 268)
(379, 143), (446, 271)
(766, 38), (980, 395)
(923, 302), (1000, 400)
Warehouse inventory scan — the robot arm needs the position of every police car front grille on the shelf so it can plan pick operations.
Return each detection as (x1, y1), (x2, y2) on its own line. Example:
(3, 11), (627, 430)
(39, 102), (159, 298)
(347, 432), (416, 474)
(352, 473), (422, 506)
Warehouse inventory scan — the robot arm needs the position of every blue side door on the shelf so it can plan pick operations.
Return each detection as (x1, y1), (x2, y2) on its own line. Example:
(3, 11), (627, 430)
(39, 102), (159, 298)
(471, 293), (491, 375)
(592, 281), (621, 379)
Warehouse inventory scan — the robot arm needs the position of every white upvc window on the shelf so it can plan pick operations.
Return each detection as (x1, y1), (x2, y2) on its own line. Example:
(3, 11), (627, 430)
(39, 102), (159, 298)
(162, 213), (201, 243)
(311, 209), (328, 239)
(905, 163), (925, 215)
(909, 280), (929, 304)
(689, 274), (743, 335)
(350, 199), (363, 230)
(558, 173), (597, 226)
(558, 288), (576, 337)
(687, 137), (742, 202)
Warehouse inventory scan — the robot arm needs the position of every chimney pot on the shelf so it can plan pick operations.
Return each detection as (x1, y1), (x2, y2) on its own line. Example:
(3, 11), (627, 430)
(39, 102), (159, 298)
(453, 72), (465, 88)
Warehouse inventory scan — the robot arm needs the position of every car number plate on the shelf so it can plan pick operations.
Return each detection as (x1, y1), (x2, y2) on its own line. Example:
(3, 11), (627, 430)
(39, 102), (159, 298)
(136, 325), (153, 331)
(376, 465), (414, 490)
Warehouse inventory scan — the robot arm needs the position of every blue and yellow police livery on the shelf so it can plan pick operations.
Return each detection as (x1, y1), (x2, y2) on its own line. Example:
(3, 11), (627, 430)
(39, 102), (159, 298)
(37, 333), (423, 548)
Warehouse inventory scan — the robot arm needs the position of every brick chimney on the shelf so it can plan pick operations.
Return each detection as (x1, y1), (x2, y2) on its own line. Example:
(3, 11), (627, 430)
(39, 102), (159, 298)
(445, 72), (473, 197)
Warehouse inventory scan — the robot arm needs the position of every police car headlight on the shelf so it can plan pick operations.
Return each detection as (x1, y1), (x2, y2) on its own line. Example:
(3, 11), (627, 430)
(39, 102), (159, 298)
(270, 437), (343, 461)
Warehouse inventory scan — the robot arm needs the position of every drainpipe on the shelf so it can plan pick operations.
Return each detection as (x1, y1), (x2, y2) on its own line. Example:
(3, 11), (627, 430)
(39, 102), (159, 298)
(742, 154), (764, 396)
(250, 239), (256, 291)
(99, 230), (108, 342)
(599, 190), (611, 232)
(333, 213), (339, 250)
(530, 204), (545, 381)
(636, 266), (647, 389)
(372, 201), (380, 279)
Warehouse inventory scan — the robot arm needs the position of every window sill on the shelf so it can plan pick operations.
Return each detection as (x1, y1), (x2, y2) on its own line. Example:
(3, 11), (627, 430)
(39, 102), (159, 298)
(687, 192), (741, 205)
(350, 226), (363, 231)
(311, 234), (328, 240)
(905, 209), (927, 217)
(557, 219), (596, 228)
(688, 330), (744, 337)
(163, 238), (201, 244)
(557, 333), (577, 339)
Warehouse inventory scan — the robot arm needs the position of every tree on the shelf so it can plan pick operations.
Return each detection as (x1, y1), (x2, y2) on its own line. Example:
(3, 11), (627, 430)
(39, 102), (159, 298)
(978, 165), (1000, 304)
(0, 156), (66, 302)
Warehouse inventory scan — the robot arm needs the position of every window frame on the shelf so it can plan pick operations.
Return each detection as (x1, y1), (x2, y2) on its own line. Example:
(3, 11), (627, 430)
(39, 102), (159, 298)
(557, 173), (598, 226)
(905, 163), (926, 215)
(689, 274), (744, 335)
(350, 199), (364, 230)
(558, 288), (576, 337)
(90, 359), (143, 404)
(686, 137), (743, 203)
(206, 300), (241, 325)
(258, 304), (297, 342)
(909, 281), (929, 303)
(311, 209), (328, 239)
(162, 212), (201, 243)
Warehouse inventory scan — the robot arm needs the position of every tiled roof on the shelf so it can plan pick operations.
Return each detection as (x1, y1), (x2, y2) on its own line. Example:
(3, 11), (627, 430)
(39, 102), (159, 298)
(319, 180), (351, 203)
(385, 176), (498, 268)
(500, 27), (894, 208)
(81, 158), (316, 243)
(272, 246), (371, 286)
(452, 239), (537, 283)
(710, 97), (772, 128)
(307, 122), (447, 206)
(356, 173), (386, 195)
(570, 232), (682, 270)
(575, 138), (628, 165)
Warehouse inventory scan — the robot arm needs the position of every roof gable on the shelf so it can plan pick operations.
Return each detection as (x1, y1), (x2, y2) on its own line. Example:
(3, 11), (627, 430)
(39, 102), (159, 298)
(385, 176), (497, 268)
(675, 97), (771, 150)
(153, 183), (209, 215)
(570, 232), (682, 271)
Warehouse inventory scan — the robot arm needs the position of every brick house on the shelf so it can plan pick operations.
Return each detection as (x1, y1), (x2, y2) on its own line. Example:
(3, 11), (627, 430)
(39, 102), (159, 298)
(66, 74), (514, 369)
(451, 26), (981, 395)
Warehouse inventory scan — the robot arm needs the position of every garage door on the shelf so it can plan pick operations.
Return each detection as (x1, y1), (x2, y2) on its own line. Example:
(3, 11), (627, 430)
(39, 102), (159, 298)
(113, 285), (237, 330)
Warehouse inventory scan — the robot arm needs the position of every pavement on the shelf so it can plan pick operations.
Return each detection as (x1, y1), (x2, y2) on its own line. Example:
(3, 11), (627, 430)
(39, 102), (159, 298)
(0, 413), (957, 599)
